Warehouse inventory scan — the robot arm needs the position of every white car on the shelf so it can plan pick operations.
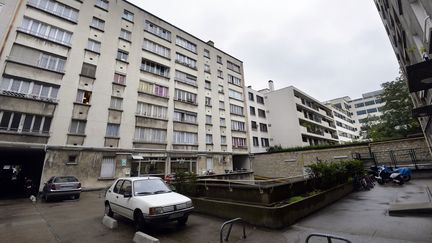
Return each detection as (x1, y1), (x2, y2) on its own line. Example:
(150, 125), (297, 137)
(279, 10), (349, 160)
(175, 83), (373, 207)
(104, 177), (193, 230)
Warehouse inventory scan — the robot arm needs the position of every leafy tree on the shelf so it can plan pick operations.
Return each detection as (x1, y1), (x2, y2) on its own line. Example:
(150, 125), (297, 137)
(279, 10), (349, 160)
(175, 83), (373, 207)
(366, 75), (421, 141)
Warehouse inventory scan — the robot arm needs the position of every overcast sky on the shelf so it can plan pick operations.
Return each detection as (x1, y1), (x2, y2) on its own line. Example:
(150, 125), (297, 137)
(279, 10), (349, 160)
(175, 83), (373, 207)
(128, 0), (400, 101)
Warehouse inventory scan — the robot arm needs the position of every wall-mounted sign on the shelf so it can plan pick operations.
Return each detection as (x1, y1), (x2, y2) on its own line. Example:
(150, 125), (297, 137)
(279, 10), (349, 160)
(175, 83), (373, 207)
(121, 159), (127, 167)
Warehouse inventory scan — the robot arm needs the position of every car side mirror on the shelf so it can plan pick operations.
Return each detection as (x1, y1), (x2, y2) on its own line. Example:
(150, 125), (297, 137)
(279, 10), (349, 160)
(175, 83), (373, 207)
(124, 191), (132, 198)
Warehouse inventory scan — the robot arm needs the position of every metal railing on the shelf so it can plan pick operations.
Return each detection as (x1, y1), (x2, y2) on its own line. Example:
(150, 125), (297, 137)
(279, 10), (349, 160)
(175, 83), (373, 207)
(305, 233), (352, 243)
(219, 218), (246, 243)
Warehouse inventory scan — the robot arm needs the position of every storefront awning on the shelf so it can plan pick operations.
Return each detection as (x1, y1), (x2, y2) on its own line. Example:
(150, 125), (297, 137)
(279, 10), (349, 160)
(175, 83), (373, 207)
(131, 155), (143, 160)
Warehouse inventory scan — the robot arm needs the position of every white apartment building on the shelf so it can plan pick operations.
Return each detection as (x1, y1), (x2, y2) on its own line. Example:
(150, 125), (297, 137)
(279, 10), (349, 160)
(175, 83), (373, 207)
(246, 84), (272, 153)
(325, 97), (359, 143)
(350, 90), (385, 138)
(0, 0), (249, 193)
(374, 0), (432, 150)
(248, 82), (339, 149)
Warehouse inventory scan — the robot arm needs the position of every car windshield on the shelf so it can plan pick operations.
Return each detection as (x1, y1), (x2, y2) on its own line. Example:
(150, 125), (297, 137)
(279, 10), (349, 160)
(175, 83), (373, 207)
(54, 176), (78, 183)
(134, 179), (171, 196)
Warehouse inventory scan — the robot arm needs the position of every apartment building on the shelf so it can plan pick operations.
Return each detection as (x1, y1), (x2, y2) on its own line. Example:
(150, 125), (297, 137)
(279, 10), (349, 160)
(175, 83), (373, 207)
(373, 0), (432, 149)
(0, 0), (249, 193)
(325, 97), (359, 143)
(350, 90), (385, 138)
(246, 84), (272, 153)
(250, 82), (339, 148)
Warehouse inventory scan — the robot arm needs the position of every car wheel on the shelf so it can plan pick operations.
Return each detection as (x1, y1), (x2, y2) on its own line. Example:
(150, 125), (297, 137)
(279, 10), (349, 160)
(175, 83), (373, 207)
(134, 210), (145, 231)
(75, 194), (80, 199)
(177, 216), (188, 226)
(105, 202), (114, 217)
(44, 193), (50, 202)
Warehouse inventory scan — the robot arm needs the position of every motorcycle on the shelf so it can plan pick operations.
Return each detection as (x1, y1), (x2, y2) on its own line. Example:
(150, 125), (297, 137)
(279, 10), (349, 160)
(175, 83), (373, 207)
(393, 167), (412, 182)
(369, 165), (404, 185)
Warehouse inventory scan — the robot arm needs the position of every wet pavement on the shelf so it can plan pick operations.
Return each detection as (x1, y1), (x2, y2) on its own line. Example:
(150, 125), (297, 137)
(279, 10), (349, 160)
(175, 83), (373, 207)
(0, 179), (431, 243)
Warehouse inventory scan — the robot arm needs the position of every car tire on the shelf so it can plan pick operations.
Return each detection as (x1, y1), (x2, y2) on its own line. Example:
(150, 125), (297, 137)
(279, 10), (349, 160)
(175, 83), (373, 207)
(75, 194), (80, 199)
(134, 210), (145, 231)
(44, 193), (50, 202)
(177, 215), (188, 226)
(105, 202), (114, 217)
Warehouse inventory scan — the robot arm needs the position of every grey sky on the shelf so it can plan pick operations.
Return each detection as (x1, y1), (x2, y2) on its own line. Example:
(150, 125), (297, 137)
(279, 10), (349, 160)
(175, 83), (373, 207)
(127, 0), (400, 101)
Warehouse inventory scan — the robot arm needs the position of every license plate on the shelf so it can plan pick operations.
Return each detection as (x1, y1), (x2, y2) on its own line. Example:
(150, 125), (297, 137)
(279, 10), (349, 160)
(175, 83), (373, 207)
(169, 212), (184, 219)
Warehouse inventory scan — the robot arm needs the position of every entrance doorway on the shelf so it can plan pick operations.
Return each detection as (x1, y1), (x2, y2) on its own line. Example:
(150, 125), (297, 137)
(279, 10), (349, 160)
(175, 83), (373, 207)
(0, 147), (45, 198)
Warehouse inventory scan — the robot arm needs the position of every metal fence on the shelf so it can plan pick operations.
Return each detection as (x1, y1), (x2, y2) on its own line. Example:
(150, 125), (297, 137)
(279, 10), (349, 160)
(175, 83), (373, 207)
(353, 147), (432, 170)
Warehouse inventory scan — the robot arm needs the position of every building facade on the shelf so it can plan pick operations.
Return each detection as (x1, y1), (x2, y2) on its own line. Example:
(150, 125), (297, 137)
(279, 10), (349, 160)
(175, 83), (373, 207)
(350, 89), (385, 138)
(324, 97), (359, 143)
(0, 0), (249, 193)
(373, 0), (432, 149)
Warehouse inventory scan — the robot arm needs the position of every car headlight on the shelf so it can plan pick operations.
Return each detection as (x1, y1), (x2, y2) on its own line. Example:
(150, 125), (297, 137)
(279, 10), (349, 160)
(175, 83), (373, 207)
(186, 200), (193, 208)
(149, 207), (164, 215)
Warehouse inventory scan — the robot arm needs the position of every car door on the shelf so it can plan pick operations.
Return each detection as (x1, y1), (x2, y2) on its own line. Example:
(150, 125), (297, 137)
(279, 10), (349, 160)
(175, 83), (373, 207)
(117, 180), (134, 219)
(109, 180), (123, 214)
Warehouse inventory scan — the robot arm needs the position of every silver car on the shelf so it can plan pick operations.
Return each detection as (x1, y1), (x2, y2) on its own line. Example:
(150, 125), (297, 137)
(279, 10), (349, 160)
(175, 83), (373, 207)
(42, 176), (81, 201)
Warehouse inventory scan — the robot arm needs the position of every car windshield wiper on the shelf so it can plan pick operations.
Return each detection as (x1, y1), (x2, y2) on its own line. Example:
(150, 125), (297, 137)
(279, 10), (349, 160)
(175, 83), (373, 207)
(153, 190), (171, 194)
(137, 191), (153, 195)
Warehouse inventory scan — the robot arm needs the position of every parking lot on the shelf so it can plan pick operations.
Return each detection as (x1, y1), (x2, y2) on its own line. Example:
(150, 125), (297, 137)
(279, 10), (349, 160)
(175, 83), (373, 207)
(1, 179), (432, 243)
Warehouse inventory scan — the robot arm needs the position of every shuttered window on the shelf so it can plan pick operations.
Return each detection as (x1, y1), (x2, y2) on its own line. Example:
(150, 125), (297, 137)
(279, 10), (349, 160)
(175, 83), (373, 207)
(100, 157), (115, 178)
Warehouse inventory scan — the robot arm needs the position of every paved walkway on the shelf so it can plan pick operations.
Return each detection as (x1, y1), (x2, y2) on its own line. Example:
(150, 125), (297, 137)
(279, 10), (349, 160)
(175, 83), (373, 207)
(0, 179), (431, 243)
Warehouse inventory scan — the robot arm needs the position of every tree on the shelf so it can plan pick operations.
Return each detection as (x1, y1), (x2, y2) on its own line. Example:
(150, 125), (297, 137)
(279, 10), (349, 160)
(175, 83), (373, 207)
(366, 75), (421, 141)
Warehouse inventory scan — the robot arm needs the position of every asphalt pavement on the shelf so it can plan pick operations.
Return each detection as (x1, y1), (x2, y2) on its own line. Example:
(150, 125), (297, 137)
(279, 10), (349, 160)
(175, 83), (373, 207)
(0, 179), (431, 243)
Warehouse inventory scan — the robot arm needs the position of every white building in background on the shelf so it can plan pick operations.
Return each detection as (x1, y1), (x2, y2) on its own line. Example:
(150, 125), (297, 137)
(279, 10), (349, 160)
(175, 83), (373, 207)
(350, 90), (385, 138)
(324, 97), (359, 143)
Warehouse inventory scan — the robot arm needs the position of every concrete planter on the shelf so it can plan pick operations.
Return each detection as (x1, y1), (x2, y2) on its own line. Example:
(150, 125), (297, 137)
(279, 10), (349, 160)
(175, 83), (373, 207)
(192, 182), (353, 229)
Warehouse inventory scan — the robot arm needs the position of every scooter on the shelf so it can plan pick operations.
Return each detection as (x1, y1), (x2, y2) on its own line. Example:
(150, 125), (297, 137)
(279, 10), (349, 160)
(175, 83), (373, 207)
(370, 165), (404, 185)
(392, 167), (412, 182)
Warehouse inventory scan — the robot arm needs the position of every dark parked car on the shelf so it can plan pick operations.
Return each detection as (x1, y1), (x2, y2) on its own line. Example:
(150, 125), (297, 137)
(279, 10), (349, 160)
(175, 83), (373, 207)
(42, 176), (81, 201)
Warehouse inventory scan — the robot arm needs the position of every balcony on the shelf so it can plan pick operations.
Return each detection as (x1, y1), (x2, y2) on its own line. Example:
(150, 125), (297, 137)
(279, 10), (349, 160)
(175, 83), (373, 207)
(406, 60), (432, 93)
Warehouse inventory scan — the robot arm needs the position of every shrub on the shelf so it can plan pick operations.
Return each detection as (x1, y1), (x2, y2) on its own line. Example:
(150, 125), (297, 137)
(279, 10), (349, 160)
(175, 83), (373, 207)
(306, 160), (363, 190)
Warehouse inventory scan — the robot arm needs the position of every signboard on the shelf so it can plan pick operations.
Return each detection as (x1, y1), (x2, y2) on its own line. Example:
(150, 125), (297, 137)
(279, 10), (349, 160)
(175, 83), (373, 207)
(121, 159), (127, 167)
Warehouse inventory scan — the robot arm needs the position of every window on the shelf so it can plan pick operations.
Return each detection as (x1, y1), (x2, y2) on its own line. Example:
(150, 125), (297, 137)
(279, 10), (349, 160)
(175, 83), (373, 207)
(69, 120), (86, 134)
(144, 21), (171, 41)
(251, 121), (257, 130)
(259, 123), (268, 132)
(138, 81), (168, 97)
(90, 17), (105, 31)
(143, 39), (170, 58)
(37, 53), (66, 72)
(218, 85), (224, 93)
(113, 73), (126, 85)
(20, 17), (72, 45)
(110, 97), (123, 110)
(100, 157), (115, 178)
(367, 108), (377, 114)
(248, 92), (254, 101)
(0, 77), (59, 100)
(205, 97), (211, 106)
(173, 131), (197, 145)
(173, 110), (197, 123)
(176, 53), (196, 69)
(253, 137), (259, 147)
(227, 60), (241, 73)
(175, 70), (197, 86)
(258, 109), (266, 118)
(141, 59), (170, 78)
(217, 70), (223, 78)
(175, 36), (197, 53)
(354, 103), (365, 108)
(204, 64), (211, 73)
(0, 111), (51, 134)
(206, 134), (213, 144)
(95, 0), (109, 10)
(397, 0), (403, 15)
(76, 90), (91, 104)
(232, 137), (246, 147)
(134, 127), (166, 143)
(375, 98), (383, 104)
(206, 157), (213, 170)
(219, 101), (225, 110)
(81, 63), (97, 78)
(28, 0), (79, 22)
(228, 74), (241, 86)
(364, 100), (375, 106)
(119, 29), (131, 41)
(220, 118), (226, 127)
(249, 106), (256, 116)
(136, 102), (167, 119)
(231, 120), (245, 131)
(356, 110), (367, 115)
(106, 124), (119, 137)
(217, 55), (222, 64)
(204, 49), (210, 58)
(205, 80), (211, 90)
(221, 135), (226, 144)
(261, 138), (269, 147)
(230, 104), (244, 116)
(206, 115), (212, 124)
(228, 89), (243, 100)
(86, 39), (101, 53)
(122, 9), (134, 22)
(256, 95), (264, 104)
(116, 50), (128, 62)
(174, 89), (197, 104)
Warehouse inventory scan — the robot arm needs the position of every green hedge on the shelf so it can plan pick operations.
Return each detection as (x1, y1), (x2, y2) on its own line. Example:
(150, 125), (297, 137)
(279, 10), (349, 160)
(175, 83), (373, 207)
(306, 160), (364, 189)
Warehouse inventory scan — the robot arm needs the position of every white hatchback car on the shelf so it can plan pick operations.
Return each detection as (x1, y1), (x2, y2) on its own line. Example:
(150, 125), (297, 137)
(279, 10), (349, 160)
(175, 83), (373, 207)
(104, 177), (193, 229)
